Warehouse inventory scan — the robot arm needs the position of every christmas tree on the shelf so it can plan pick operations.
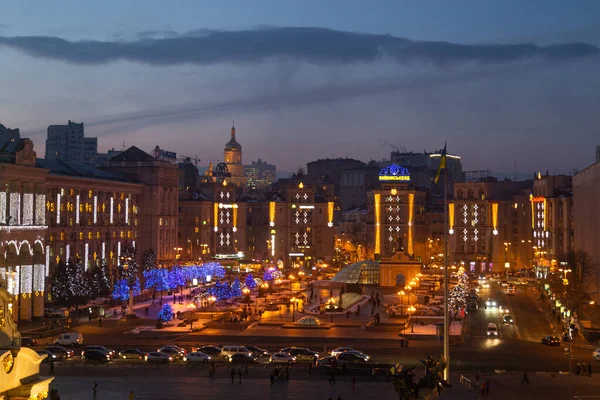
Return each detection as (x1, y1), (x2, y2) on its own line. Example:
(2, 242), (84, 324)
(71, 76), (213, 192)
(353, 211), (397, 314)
(142, 249), (157, 272)
(167, 267), (186, 291)
(144, 268), (170, 292)
(72, 259), (90, 304)
(158, 303), (174, 324)
(244, 274), (256, 290)
(98, 259), (112, 297)
(87, 268), (100, 300)
(210, 281), (232, 300)
(112, 279), (130, 301)
(51, 259), (72, 306)
(263, 267), (275, 282)
(230, 277), (242, 298)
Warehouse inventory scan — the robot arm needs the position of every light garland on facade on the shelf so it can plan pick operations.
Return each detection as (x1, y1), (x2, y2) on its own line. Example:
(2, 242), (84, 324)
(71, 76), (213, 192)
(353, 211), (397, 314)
(232, 204), (238, 231)
(110, 197), (114, 224)
(22, 193), (34, 225)
(57, 193), (62, 224)
(0, 191), (6, 224)
(213, 202), (219, 232)
(117, 241), (121, 262)
(33, 264), (45, 292)
(93, 195), (98, 224)
(84, 242), (89, 271)
(66, 244), (70, 262)
(448, 203), (455, 234)
(20, 265), (32, 294)
(271, 233), (276, 257)
(101, 242), (106, 261)
(8, 266), (19, 295)
(269, 201), (276, 227)
(75, 194), (80, 224)
(45, 246), (50, 276)
(374, 193), (381, 255)
(492, 203), (499, 235)
(327, 201), (334, 227)
(125, 198), (130, 225)
(9, 192), (20, 225)
(543, 198), (547, 230)
(0, 225), (47, 231)
(35, 194), (46, 225)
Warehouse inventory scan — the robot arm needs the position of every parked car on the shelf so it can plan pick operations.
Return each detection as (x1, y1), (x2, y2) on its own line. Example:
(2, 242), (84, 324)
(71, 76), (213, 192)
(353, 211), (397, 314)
(345, 351), (370, 361)
(316, 356), (337, 368)
(158, 347), (186, 360)
(118, 349), (146, 359)
(36, 350), (56, 363)
(82, 349), (110, 362)
(54, 332), (83, 346)
(184, 351), (212, 363)
(245, 345), (270, 358)
(145, 352), (172, 363)
(270, 352), (297, 364)
(221, 345), (252, 360)
(81, 345), (115, 358)
(228, 353), (257, 364)
(330, 347), (357, 357)
(287, 347), (319, 362)
(541, 335), (561, 346)
(198, 346), (222, 357)
(336, 352), (367, 365)
(45, 346), (73, 359)
(21, 337), (38, 347)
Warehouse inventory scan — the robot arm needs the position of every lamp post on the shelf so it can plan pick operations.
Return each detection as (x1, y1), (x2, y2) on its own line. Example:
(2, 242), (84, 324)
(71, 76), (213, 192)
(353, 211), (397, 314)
(187, 302), (196, 331)
(242, 287), (250, 304)
(397, 290), (405, 315)
(291, 297), (296, 322)
(409, 306), (416, 333)
(558, 267), (572, 296)
(209, 296), (216, 319)
(405, 285), (412, 306)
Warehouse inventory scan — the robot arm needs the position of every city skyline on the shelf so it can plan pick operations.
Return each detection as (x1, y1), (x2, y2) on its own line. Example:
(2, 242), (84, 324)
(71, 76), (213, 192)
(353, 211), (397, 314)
(1, 1), (599, 174)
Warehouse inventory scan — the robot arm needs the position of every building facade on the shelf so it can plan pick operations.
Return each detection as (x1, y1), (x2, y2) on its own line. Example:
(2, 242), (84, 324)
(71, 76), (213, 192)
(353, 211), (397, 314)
(0, 123), (21, 144)
(45, 120), (98, 165)
(245, 159), (276, 191)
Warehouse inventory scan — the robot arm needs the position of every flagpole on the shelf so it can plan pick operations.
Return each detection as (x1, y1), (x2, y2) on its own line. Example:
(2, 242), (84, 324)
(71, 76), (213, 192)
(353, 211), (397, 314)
(443, 164), (450, 383)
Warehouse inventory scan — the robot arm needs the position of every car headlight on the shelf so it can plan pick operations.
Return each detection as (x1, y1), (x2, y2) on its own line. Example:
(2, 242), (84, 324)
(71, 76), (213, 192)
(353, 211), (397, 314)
(169, 357), (173, 361)
(183, 357), (187, 361)
(52, 355), (57, 358)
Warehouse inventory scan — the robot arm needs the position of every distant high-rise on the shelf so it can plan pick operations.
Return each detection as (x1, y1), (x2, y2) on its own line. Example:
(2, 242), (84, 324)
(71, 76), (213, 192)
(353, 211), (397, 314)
(245, 159), (276, 190)
(45, 120), (98, 165)
(0, 123), (21, 144)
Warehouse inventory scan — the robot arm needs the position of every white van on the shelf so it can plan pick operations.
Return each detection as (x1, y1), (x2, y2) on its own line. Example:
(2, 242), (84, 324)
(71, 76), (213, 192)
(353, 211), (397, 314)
(54, 332), (83, 346)
(487, 323), (498, 337)
(221, 345), (251, 359)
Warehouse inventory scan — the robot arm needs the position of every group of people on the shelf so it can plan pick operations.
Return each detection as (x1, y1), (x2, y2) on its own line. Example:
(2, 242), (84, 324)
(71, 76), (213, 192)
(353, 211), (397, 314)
(269, 364), (290, 384)
(576, 362), (592, 377)
(230, 365), (250, 383)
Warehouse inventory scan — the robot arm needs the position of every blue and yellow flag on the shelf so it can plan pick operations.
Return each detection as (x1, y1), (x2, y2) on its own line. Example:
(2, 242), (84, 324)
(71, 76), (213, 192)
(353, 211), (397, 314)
(434, 143), (447, 184)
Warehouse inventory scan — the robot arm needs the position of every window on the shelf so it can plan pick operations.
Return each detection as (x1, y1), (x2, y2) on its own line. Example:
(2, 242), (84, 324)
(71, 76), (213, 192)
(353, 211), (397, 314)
(159, 217), (163, 226)
(88, 231), (92, 240)
(79, 232), (83, 240)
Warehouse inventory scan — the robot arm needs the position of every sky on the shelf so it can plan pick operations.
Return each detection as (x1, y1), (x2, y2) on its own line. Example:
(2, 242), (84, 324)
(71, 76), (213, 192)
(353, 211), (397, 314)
(1, 0), (599, 175)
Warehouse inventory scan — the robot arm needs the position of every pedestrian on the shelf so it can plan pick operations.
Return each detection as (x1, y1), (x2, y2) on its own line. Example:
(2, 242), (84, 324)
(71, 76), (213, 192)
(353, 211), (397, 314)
(521, 370), (530, 384)
(211, 361), (216, 375)
(238, 367), (242, 383)
(93, 381), (98, 396)
(89, 313), (92, 322)
(352, 376), (356, 390)
(576, 363), (581, 375)
(582, 363), (588, 377)
(475, 371), (480, 387)
(244, 364), (249, 376)
(231, 367), (235, 383)
(371, 368), (376, 380)
(98, 316), (102, 327)
(269, 373), (275, 385)
(329, 370), (336, 384)
(145, 307), (149, 316)
(485, 379), (491, 396)
(588, 363), (592, 378)
(346, 310), (351, 319)
(308, 362), (312, 374)
(128, 390), (134, 400)
(49, 359), (55, 375)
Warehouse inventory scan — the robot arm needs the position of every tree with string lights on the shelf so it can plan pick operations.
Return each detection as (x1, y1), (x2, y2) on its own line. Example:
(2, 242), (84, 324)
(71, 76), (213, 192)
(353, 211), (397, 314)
(158, 303), (174, 325)
(245, 274), (257, 290)
(230, 277), (242, 298)
(142, 249), (157, 272)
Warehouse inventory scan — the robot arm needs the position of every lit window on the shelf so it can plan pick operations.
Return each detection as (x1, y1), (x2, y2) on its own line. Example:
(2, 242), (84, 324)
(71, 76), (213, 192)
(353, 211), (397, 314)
(79, 232), (83, 240)
(194, 227), (199, 233)
(120, 231), (125, 239)
(96, 231), (101, 239)
(127, 231), (132, 239)
(60, 232), (65, 241)
(159, 217), (163, 226)
(88, 231), (92, 240)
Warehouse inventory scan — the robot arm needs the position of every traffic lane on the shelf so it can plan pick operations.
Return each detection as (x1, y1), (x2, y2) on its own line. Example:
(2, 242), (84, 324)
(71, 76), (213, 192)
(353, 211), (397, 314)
(506, 285), (551, 342)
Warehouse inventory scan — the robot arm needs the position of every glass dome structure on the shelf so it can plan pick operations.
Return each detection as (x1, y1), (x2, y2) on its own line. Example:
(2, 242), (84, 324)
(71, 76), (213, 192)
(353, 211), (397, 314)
(296, 316), (322, 326)
(330, 260), (380, 285)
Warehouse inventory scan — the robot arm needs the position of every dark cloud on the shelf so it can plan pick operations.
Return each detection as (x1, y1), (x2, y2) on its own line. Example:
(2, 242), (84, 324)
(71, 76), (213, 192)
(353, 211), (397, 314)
(0, 26), (597, 66)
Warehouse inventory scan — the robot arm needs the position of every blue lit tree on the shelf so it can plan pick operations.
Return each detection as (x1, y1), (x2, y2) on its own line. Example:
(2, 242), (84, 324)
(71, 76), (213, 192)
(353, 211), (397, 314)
(245, 274), (257, 290)
(230, 277), (242, 298)
(167, 267), (186, 292)
(210, 281), (232, 300)
(142, 249), (157, 272)
(112, 278), (141, 301)
(144, 269), (170, 292)
(158, 303), (174, 325)
(263, 267), (275, 282)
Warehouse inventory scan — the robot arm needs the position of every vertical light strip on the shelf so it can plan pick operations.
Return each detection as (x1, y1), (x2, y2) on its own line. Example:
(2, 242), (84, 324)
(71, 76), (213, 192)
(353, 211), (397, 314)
(9, 193), (21, 225)
(213, 202), (219, 231)
(271, 234), (276, 257)
(84, 243), (89, 271)
(125, 197), (130, 225)
(327, 201), (334, 227)
(117, 241), (121, 261)
(530, 194), (535, 229)
(35, 194), (46, 225)
(101, 242), (106, 261)
(374, 193), (381, 255)
(448, 203), (455, 234)
(93, 195), (98, 224)
(543, 198), (547, 230)
(23, 193), (34, 225)
(45, 245), (50, 276)
(492, 203), (499, 235)
(408, 193), (414, 255)
(66, 244), (70, 262)
(75, 194), (80, 224)
(57, 193), (62, 224)
(109, 197), (114, 224)
(0, 191), (6, 224)
(233, 204), (238, 231)
(269, 201), (276, 226)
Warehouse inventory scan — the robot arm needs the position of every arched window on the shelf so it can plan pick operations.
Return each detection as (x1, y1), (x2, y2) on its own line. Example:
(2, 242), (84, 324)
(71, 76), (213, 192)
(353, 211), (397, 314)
(457, 190), (464, 200)
(467, 189), (474, 199)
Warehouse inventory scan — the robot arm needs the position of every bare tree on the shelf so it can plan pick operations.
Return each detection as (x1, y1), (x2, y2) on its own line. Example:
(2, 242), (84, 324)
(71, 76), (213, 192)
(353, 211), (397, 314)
(566, 250), (595, 316)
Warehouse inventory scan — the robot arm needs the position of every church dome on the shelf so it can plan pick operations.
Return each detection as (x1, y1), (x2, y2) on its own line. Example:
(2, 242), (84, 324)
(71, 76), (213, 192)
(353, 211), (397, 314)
(224, 126), (242, 152)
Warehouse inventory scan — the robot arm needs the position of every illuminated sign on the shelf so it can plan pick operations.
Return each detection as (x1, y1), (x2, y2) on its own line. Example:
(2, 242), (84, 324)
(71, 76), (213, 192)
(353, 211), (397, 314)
(379, 164), (410, 182)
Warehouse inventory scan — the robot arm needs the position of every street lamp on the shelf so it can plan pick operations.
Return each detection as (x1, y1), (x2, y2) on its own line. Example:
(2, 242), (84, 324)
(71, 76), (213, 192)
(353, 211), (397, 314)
(405, 285), (412, 306)
(408, 306), (416, 333)
(242, 287), (250, 304)
(558, 267), (572, 296)
(397, 290), (405, 314)
(209, 296), (217, 319)
(291, 297), (297, 322)
(187, 302), (196, 331)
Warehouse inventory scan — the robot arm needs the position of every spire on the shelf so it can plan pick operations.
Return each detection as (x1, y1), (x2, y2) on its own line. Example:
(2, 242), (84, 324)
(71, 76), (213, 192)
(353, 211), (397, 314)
(231, 121), (235, 138)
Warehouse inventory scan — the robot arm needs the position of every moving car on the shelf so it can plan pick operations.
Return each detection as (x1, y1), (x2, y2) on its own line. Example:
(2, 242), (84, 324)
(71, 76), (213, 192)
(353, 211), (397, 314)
(158, 345), (187, 354)
(184, 351), (212, 363)
(36, 350), (56, 363)
(485, 299), (497, 307)
(487, 323), (498, 337)
(541, 335), (561, 346)
(45, 346), (73, 359)
(336, 352), (367, 365)
(158, 347), (186, 360)
(118, 349), (145, 359)
(507, 285), (515, 295)
(198, 346), (222, 357)
(21, 337), (38, 347)
(245, 345), (270, 358)
(229, 353), (257, 364)
(82, 345), (115, 358)
(498, 306), (509, 314)
(54, 332), (83, 346)
(330, 347), (357, 357)
(82, 349), (110, 362)
(345, 351), (370, 361)
(221, 345), (252, 359)
(270, 352), (297, 364)
(503, 315), (514, 324)
(145, 352), (172, 363)
(592, 348), (600, 360)
(287, 347), (319, 362)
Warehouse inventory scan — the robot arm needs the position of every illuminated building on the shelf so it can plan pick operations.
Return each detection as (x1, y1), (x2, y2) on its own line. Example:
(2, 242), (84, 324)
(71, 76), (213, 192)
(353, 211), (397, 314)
(45, 120), (98, 165)
(223, 125), (246, 189)
(449, 178), (533, 273)
(245, 159), (276, 190)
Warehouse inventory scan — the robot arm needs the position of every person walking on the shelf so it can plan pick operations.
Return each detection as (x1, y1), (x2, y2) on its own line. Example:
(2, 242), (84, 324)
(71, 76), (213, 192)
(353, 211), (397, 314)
(521, 371), (530, 384)
(582, 363), (588, 377)
(329, 370), (336, 384)
(244, 364), (249, 376)
(588, 363), (592, 378)
(351, 376), (356, 390)
(231, 367), (235, 383)
(128, 390), (134, 400)
(93, 381), (98, 396)
(576, 363), (581, 375)
(49, 359), (55, 375)
(485, 379), (491, 396)
(238, 367), (242, 384)
(308, 362), (312, 374)
(475, 371), (480, 388)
